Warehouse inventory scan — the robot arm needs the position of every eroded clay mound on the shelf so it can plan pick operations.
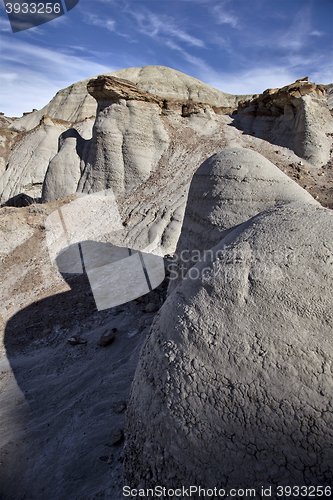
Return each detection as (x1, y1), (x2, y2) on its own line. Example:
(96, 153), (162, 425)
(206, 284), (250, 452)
(124, 202), (333, 492)
(0, 116), (70, 204)
(168, 147), (317, 293)
(10, 66), (249, 133)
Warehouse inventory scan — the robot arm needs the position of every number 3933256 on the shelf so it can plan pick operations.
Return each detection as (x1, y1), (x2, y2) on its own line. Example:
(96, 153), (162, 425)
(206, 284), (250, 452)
(3, 1), (80, 32)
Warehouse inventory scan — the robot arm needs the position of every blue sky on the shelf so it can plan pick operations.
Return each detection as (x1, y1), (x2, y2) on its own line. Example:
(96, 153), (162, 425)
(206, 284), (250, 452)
(0, 0), (332, 117)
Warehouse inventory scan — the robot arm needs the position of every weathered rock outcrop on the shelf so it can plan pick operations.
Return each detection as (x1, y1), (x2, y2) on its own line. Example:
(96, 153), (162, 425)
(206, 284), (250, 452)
(10, 66), (250, 133)
(168, 147), (318, 293)
(0, 115), (70, 204)
(42, 75), (240, 202)
(40, 76), (238, 247)
(74, 76), (169, 195)
(41, 118), (94, 202)
(234, 78), (333, 166)
(2, 69), (332, 227)
(87, 75), (162, 104)
(124, 201), (333, 491)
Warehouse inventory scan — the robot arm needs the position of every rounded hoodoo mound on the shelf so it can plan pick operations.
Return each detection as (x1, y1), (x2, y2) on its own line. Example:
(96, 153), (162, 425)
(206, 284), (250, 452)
(124, 202), (333, 491)
(169, 146), (317, 293)
(112, 65), (248, 107)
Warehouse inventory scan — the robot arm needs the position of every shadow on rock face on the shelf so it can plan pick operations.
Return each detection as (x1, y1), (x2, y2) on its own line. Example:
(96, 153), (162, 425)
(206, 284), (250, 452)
(59, 127), (91, 159)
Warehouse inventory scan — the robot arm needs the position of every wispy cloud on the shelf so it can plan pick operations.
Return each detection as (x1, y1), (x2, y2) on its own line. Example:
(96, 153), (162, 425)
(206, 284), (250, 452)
(0, 17), (11, 32)
(0, 36), (114, 116)
(277, 6), (314, 51)
(311, 67), (333, 85)
(198, 55), (333, 96)
(212, 3), (239, 28)
(310, 30), (323, 37)
(131, 10), (205, 48)
(179, 0), (214, 3)
(165, 40), (216, 77)
(207, 67), (299, 96)
(85, 13), (116, 32)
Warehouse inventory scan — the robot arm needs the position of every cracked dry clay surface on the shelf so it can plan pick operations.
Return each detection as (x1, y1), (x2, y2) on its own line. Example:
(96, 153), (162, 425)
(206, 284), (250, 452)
(124, 202), (333, 494)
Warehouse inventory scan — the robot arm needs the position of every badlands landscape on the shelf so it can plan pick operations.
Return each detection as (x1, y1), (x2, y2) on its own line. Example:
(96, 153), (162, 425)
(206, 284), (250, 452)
(0, 66), (333, 499)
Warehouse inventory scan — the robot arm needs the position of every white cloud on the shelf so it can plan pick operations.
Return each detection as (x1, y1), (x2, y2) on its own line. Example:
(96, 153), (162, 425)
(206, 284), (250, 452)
(0, 36), (115, 116)
(131, 10), (205, 48)
(206, 67), (298, 96)
(0, 16), (11, 32)
(277, 6), (313, 51)
(84, 13), (116, 32)
(311, 68), (333, 86)
(212, 4), (238, 28)
(200, 64), (333, 96)
(179, 0), (214, 3)
(165, 40), (212, 74)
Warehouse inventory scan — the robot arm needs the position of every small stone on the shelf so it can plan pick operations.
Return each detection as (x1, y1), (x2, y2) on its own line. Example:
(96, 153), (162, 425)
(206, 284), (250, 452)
(111, 429), (124, 445)
(127, 329), (139, 338)
(97, 328), (117, 347)
(42, 328), (52, 336)
(107, 454), (114, 464)
(67, 335), (87, 346)
(145, 302), (159, 313)
(99, 455), (108, 462)
(112, 401), (127, 414)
